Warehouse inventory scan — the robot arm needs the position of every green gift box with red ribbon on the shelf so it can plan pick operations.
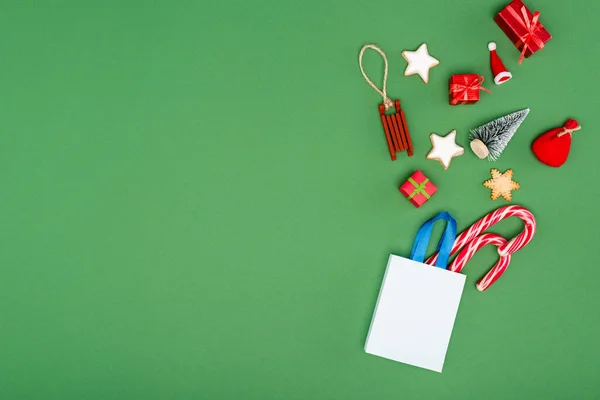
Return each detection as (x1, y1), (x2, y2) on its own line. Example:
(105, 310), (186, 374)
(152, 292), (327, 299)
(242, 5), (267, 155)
(494, 0), (552, 64)
(399, 170), (437, 208)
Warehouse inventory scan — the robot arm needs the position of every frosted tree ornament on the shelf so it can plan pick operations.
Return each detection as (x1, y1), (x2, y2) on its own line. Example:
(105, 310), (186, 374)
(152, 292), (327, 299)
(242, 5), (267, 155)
(469, 109), (529, 160)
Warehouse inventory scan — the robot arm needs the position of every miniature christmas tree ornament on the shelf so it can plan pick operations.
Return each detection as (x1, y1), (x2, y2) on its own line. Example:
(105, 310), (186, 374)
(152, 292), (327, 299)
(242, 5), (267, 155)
(469, 108), (529, 160)
(359, 44), (414, 161)
(532, 119), (581, 167)
(401, 43), (439, 84)
(488, 42), (512, 84)
(483, 169), (520, 201)
(426, 130), (464, 170)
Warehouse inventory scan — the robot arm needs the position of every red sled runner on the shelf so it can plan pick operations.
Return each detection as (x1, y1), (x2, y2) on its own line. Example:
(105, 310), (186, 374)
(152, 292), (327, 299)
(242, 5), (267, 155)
(378, 100), (414, 161)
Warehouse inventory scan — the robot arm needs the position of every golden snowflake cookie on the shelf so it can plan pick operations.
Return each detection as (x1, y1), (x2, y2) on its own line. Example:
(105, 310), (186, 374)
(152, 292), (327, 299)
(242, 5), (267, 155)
(483, 169), (520, 201)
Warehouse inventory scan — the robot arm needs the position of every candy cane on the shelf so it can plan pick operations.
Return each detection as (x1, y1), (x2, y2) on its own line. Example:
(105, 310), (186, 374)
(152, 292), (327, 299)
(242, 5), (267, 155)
(426, 205), (536, 291)
(449, 233), (512, 291)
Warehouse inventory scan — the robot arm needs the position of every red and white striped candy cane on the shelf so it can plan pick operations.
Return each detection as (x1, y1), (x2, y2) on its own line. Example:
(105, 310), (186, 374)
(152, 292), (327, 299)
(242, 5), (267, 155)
(448, 233), (512, 291)
(426, 205), (536, 291)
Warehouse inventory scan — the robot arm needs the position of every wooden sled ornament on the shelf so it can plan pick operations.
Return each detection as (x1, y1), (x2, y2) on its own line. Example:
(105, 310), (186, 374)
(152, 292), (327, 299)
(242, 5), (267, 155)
(378, 100), (414, 161)
(359, 44), (415, 161)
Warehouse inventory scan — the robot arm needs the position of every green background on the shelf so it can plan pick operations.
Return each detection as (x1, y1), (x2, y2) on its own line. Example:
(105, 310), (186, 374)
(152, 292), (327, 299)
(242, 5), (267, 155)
(0, 0), (598, 398)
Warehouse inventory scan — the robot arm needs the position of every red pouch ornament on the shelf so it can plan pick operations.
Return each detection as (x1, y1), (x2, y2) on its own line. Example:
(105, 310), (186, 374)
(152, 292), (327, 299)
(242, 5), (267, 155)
(531, 119), (580, 168)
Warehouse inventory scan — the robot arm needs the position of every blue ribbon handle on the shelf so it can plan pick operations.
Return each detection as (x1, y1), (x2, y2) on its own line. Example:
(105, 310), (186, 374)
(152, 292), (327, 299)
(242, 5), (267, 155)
(409, 212), (457, 269)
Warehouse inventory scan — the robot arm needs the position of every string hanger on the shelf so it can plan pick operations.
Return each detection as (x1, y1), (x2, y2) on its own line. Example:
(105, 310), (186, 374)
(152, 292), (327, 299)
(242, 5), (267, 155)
(357, 43), (414, 161)
(358, 44), (394, 111)
(557, 119), (581, 137)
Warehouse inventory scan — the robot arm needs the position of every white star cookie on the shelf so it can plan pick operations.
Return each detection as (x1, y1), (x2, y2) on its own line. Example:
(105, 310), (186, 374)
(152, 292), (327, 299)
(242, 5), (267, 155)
(426, 130), (464, 170)
(402, 43), (439, 84)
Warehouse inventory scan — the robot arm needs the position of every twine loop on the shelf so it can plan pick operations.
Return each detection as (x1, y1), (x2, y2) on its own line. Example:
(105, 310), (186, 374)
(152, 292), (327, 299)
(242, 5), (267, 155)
(358, 44), (393, 110)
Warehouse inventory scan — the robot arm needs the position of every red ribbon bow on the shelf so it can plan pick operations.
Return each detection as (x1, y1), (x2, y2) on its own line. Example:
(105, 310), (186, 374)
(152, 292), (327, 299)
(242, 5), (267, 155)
(507, 5), (545, 64)
(449, 75), (491, 105)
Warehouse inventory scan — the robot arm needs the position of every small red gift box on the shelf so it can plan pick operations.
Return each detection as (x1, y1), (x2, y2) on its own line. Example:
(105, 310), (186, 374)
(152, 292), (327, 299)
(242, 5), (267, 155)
(449, 74), (490, 105)
(399, 170), (437, 208)
(494, 0), (552, 63)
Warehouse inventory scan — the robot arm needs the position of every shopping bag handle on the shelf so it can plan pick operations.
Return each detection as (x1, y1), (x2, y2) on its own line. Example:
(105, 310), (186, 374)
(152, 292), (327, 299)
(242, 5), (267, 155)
(410, 212), (457, 269)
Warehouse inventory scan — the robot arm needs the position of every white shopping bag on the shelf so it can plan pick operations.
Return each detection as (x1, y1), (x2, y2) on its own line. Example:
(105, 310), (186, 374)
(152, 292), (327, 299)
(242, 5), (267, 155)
(365, 212), (465, 373)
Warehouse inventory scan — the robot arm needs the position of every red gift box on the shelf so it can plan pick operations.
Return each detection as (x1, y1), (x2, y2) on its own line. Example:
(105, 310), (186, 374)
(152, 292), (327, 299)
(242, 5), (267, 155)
(494, 0), (552, 64)
(399, 170), (437, 208)
(449, 74), (490, 105)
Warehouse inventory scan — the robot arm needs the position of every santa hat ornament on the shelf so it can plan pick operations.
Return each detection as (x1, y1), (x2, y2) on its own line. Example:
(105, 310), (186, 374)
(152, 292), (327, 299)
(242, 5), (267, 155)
(532, 119), (581, 168)
(488, 42), (512, 85)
